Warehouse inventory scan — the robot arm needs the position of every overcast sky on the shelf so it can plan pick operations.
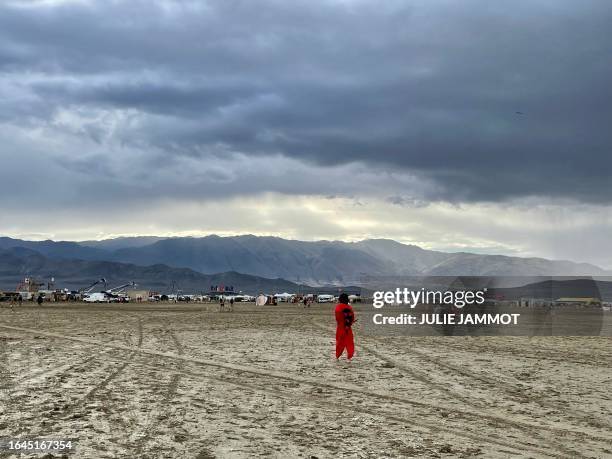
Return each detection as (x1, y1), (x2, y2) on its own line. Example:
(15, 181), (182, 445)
(1, 0), (612, 267)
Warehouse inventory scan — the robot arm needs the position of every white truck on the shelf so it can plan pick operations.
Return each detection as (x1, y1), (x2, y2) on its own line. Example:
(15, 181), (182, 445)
(83, 292), (110, 303)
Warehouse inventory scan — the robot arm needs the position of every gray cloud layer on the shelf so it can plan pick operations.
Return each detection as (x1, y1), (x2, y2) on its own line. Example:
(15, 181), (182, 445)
(2, 0), (612, 268)
(1, 0), (611, 203)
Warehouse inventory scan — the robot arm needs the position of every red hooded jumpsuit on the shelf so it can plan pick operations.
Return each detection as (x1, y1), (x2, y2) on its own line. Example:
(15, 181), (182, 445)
(335, 301), (355, 359)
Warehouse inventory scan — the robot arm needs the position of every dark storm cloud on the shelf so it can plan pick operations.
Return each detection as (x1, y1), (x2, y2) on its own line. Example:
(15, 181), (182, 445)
(1, 0), (611, 203)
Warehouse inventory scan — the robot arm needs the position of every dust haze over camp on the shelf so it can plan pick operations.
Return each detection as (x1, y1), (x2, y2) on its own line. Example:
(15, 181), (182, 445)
(1, 0), (612, 266)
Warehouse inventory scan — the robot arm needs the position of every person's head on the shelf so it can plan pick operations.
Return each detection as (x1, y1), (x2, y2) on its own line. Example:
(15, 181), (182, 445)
(338, 293), (349, 304)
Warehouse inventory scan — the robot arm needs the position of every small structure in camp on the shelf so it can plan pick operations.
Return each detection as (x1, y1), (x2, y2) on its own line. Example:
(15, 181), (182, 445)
(128, 290), (150, 303)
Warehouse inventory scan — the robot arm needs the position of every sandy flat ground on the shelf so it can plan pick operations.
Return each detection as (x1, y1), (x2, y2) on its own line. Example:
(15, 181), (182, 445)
(0, 302), (611, 458)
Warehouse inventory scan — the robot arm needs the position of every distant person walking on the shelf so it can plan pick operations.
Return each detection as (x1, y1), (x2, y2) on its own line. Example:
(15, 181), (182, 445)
(37, 294), (44, 306)
(219, 296), (225, 312)
(229, 297), (234, 312)
(335, 293), (355, 360)
(18, 295), (23, 307)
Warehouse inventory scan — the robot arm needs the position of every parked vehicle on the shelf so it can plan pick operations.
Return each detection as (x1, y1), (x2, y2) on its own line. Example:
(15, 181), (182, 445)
(317, 294), (335, 303)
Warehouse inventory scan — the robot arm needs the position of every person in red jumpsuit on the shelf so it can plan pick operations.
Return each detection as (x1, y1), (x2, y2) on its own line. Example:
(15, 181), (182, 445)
(335, 293), (355, 360)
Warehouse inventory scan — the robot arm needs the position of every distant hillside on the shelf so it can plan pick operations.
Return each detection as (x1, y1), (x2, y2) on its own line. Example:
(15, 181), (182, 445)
(488, 278), (612, 302)
(110, 235), (391, 285)
(0, 247), (309, 295)
(0, 237), (107, 260)
(0, 235), (609, 286)
(107, 236), (611, 284)
(79, 236), (166, 251)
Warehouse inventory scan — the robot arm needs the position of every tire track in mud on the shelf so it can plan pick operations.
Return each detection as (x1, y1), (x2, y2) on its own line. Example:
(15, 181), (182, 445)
(313, 321), (612, 432)
(137, 317), (144, 347)
(167, 331), (184, 399)
(469, 340), (612, 358)
(38, 316), (143, 427)
(360, 341), (481, 407)
(3, 314), (142, 453)
(9, 350), (105, 389)
(368, 334), (612, 431)
(217, 373), (574, 459)
(85, 351), (582, 459)
(0, 322), (606, 458)
(0, 337), (12, 396)
(92, 316), (148, 453)
(438, 344), (612, 367)
(132, 326), (185, 457)
(75, 316), (142, 407)
(0, 336), (130, 443)
(7, 314), (145, 392)
(0, 337), (17, 388)
(4, 331), (125, 389)
(314, 320), (526, 404)
(0, 322), (590, 439)
(2, 337), (119, 421)
(79, 356), (132, 405)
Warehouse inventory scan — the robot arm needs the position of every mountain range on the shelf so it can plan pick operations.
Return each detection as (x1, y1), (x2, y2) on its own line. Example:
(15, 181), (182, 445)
(0, 247), (311, 294)
(0, 235), (609, 290)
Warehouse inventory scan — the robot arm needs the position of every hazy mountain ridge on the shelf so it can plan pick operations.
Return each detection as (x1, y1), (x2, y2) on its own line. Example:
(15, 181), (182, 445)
(0, 237), (107, 260)
(0, 247), (308, 294)
(111, 236), (610, 284)
(79, 236), (166, 251)
(0, 235), (608, 286)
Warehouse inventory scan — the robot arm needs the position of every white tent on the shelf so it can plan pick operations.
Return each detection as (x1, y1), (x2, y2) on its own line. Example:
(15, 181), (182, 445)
(256, 294), (268, 306)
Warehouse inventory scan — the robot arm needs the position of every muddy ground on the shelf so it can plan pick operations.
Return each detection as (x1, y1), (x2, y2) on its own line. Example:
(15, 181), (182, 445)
(0, 302), (611, 458)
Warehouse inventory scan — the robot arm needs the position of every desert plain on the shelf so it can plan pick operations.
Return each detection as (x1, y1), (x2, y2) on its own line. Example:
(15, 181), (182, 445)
(0, 302), (611, 458)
